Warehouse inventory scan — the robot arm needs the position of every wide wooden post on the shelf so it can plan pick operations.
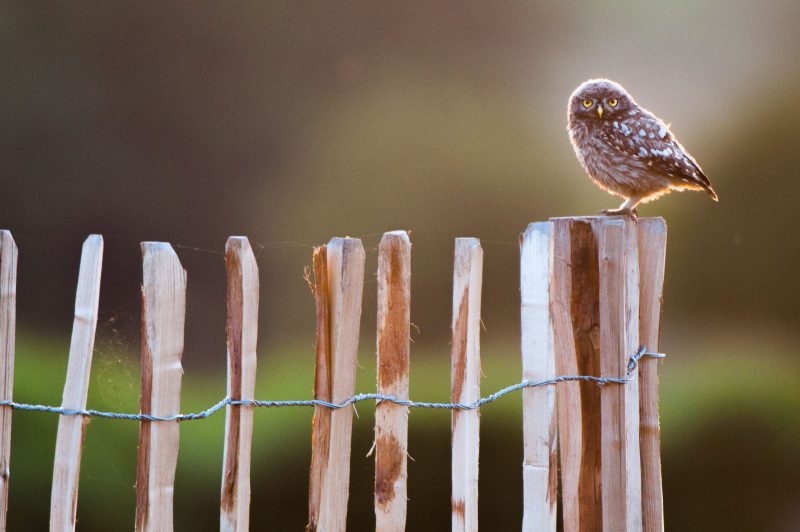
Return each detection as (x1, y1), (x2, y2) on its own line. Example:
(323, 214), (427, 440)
(307, 238), (365, 532)
(637, 219), (667, 532)
(135, 243), (186, 532)
(520, 223), (557, 532)
(50, 235), (104, 532)
(551, 216), (653, 531)
(450, 238), (482, 532)
(220, 237), (259, 532)
(374, 231), (411, 531)
(0, 231), (17, 532)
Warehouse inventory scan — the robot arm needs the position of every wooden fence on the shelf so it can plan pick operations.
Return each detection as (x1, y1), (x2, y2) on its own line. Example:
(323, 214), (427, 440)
(0, 215), (667, 532)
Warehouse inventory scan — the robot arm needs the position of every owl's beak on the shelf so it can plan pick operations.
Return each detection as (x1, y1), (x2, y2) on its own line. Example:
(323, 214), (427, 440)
(596, 105), (603, 118)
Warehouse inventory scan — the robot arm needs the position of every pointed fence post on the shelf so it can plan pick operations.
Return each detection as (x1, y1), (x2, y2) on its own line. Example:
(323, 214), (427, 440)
(220, 237), (259, 532)
(450, 238), (482, 532)
(135, 243), (186, 532)
(307, 238), (365, 532)
(637, 218), (667, 532)
(374, 231), (411, 531)
(520, 223), (557, 532)
(49, 235), (104, 532)
(0, 231), (17, 531)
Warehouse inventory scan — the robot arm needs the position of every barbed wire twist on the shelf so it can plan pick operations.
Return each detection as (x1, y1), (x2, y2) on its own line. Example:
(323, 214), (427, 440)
(0, 346), (664, 422)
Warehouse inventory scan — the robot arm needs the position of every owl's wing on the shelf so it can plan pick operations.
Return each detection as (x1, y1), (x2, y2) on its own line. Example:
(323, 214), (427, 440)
(609, 113), (717, 199)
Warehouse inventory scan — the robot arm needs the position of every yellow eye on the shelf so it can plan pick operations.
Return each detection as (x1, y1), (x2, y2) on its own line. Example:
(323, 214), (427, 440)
(581, 99), (593, 108)
(608, 98), (618, 107)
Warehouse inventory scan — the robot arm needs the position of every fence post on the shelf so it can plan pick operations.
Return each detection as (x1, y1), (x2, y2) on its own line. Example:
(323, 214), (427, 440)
(49, 235), (104, 532)
(520, 223), (557, 532)
(637, 219), (667, 532)
(374, 231), (411, 531)
(135, 243), (186, 532)
(0, 231), (17, 532)
(451, 238), (482, 532)
(220, 237), (259, 532)
(551, 218), (602, 532)
(594, 218), (642, 531)
(307, 238), (365, 532)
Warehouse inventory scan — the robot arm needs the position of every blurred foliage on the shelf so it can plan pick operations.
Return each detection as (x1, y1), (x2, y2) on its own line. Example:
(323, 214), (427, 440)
(2, 0), (799, 530)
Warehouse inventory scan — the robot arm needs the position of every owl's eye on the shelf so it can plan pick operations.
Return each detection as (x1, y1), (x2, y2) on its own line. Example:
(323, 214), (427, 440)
(608, 98), (619, 107)
(581, 99), (593, 108)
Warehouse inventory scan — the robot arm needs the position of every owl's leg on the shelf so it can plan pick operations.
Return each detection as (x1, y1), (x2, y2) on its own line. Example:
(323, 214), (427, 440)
(601, 196), (642, 217)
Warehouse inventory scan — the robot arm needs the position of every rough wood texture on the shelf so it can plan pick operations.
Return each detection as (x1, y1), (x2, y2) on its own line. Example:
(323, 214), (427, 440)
(307, 238), (365, 532)
(551, 218), (603, 532)
(49, 235), (104, 532)
(0, 231), (17, 532)
(637, 218), (667, 532)
(220, 237), (259, 532)
(307, 246), (331, 531)
(135, 243), (186, 532)
(594, 217), (642, 532)
(450, 238), (483, 532)
(374, 231), (411, 532)
(520, 223), (557, 532)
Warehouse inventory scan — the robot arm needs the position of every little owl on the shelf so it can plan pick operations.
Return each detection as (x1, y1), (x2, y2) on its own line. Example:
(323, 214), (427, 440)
(568, 78), (717, 215)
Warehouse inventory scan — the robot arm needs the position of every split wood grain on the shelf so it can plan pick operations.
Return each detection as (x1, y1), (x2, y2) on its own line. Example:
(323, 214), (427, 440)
(637, 218), (667, 532)
(374, 231), (411, 532)
(0, 231), (17, 532)
(49, 235), (104, 532)
(308, 238), (365, 532)
(451, 238), (482, 532)
(307, 246), (331, 531)
(520, 222), (557, 532)
(135, 243), (186, 532)
(220, 237), (259, 532)
(551, 218), (603, 532)
(594, 217), (642, 532)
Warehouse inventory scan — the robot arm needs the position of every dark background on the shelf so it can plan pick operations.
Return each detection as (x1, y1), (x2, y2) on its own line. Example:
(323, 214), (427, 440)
(2, 2), (799, 530)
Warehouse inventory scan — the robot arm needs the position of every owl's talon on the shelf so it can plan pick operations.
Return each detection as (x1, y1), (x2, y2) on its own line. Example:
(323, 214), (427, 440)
(600, 208), (638, 218)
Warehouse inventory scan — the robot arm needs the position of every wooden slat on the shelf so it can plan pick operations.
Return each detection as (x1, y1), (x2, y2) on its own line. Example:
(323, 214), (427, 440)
(135, 243), (186, 532)
(0, 231), (17, 531)
(637, 218), (667, 532)
(594, 217), (642, 531)
(308, 238), (365, 532)
(49, 235), (104, 532)
(551, 218), (602, 532)
(220, 237), (259, 532)
(374, 231), (411, 531)
(307, 246), (331, 531)
(450, 238), (482, 532)
(520, 222), (557, 532)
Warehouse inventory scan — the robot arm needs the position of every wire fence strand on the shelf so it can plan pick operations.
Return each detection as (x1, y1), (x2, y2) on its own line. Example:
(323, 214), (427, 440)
(0, 347), (664, 422)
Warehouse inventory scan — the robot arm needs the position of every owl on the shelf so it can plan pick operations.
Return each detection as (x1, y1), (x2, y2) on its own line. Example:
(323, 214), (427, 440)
(567, 78), (717, 215)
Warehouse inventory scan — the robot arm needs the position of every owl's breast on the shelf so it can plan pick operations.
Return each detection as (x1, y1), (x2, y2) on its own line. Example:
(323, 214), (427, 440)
(569, 120), (665, 197)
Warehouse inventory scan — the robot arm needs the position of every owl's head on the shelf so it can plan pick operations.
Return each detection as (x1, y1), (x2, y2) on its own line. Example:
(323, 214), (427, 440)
(568, 78), (634, 123)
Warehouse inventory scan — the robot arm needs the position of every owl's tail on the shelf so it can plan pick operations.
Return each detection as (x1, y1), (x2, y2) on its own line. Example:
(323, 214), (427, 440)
(702, 183), (718, 202)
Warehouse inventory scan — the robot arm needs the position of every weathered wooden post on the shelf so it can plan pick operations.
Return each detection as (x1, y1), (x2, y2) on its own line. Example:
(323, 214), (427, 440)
(544, 216), (666, 532)
(451, 238), (483, 532)
(50, 235), (103, 532)
(0, 231), (17, 532)
(307, 238), (365, 532)
(135, 243), (186, 532)
(374, 231), (411, 531)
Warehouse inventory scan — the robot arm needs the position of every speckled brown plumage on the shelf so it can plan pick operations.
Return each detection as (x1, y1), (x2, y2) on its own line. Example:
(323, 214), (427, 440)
(567, 79), (717, 215)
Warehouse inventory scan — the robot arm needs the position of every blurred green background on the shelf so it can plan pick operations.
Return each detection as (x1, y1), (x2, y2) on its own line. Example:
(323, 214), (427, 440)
(2, 1), (799, 530)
